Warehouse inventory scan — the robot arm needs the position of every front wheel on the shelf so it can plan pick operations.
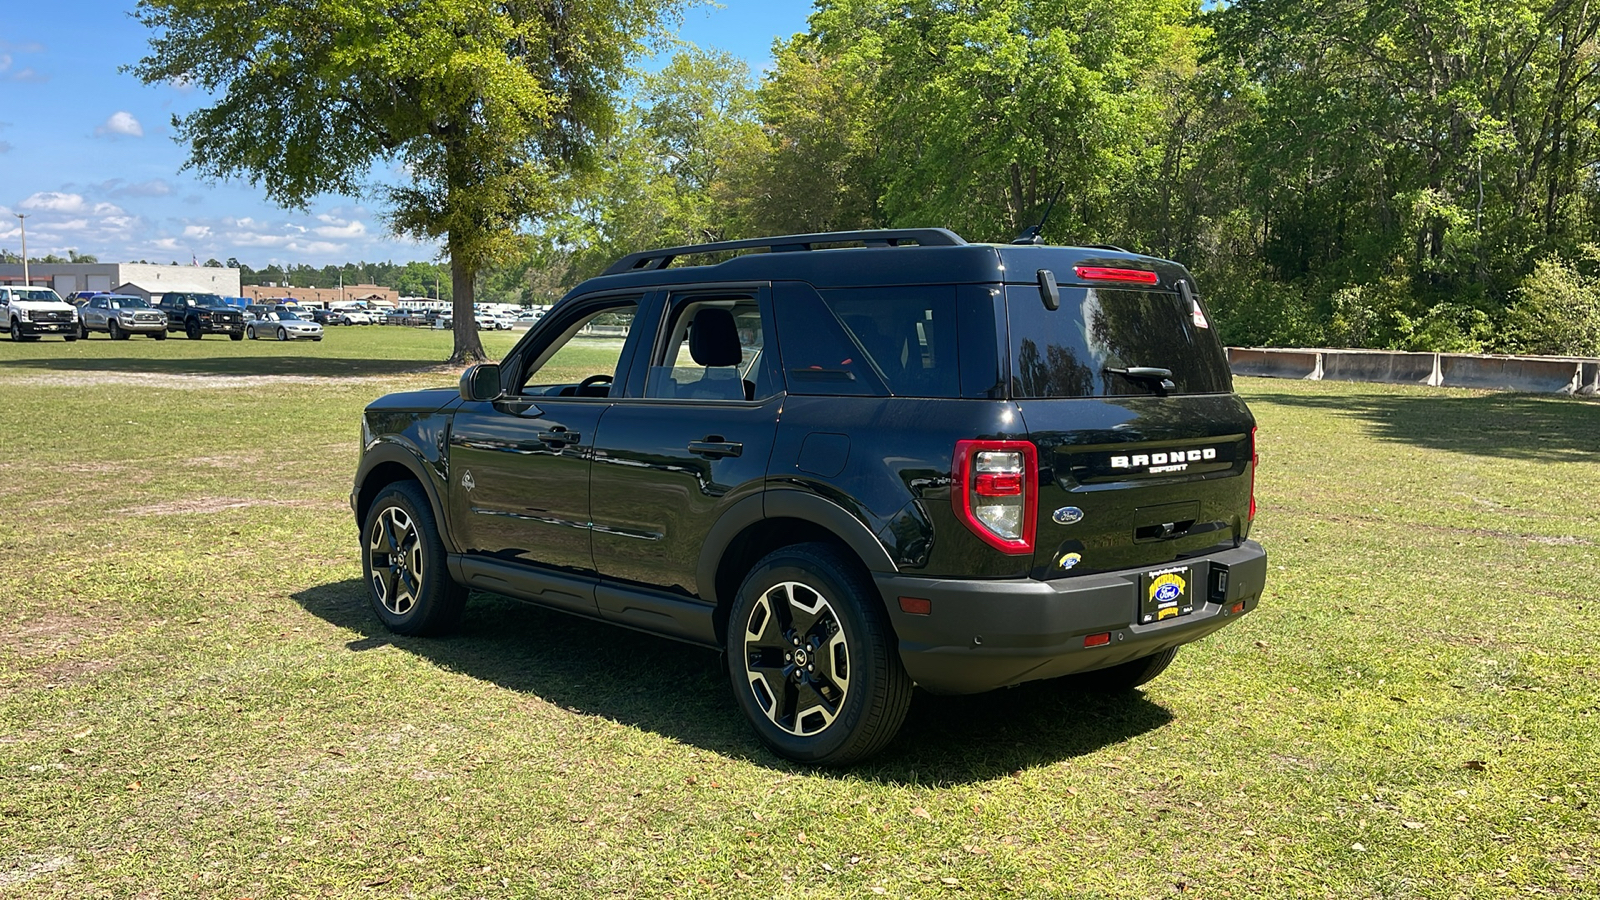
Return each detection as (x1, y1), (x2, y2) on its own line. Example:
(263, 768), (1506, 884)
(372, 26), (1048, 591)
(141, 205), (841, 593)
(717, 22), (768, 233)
(185, 320), (201, 340)
(361, 481), (466, 636)
(229, 331), (244, 341)
(79, 322), (91, 340)
(726, 543), (912, 766)
(108, 321), (126, 340)
(276, 327), (287, 341)
(151, 330), (166, 340)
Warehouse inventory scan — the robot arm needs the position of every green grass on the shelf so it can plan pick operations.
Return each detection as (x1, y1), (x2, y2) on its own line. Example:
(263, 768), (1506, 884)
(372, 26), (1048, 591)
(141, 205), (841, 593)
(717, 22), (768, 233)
(1, 333), (1596, 898)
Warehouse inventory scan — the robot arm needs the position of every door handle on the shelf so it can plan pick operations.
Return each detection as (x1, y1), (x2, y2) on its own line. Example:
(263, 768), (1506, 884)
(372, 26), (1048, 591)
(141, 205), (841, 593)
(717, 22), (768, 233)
(688, 440), (743, 459)
(536, 428), (581, 446)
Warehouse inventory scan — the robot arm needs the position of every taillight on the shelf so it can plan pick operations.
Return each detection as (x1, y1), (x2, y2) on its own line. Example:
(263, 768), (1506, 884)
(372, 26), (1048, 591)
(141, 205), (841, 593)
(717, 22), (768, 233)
(1249, 426), (1258, 521)
(1074, 266), (1160, 285)
(952, 440), (1038, 554)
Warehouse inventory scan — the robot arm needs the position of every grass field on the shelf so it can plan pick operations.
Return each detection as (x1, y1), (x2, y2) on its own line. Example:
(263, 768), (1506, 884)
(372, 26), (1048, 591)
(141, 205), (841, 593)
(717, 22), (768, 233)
(1, 328), (1596, 898)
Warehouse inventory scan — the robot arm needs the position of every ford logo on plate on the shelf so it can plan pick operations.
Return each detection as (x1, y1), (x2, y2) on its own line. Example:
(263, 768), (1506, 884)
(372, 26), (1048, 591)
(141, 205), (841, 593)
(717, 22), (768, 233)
(1052, 507), (1085, 525)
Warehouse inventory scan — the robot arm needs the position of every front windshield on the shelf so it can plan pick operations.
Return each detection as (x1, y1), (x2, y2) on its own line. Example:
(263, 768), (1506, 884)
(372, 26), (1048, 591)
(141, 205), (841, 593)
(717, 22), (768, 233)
(9, 288), (64, 302)
(193, 294), (227, 307)
(279, 312), (303, 321)
(109, 298), (151, 310)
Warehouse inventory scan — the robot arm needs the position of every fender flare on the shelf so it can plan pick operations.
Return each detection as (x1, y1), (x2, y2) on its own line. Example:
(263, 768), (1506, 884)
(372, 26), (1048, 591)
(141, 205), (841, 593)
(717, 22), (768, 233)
(695, 489), (899, 608)
(353, 441), (456, 553)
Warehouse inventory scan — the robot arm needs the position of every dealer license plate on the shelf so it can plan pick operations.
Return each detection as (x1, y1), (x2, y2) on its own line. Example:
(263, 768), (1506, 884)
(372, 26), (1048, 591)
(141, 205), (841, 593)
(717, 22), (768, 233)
(1139, 566), (1194, 624)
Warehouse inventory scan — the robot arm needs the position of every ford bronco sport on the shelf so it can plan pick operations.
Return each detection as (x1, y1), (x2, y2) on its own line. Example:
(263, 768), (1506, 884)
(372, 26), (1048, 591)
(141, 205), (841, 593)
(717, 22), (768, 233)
(350, 228), (1267, 765)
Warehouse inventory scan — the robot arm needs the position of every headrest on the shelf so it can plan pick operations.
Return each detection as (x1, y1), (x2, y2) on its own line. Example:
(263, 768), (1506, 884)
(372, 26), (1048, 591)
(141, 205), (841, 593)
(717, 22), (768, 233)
(689, 307), (742, 368)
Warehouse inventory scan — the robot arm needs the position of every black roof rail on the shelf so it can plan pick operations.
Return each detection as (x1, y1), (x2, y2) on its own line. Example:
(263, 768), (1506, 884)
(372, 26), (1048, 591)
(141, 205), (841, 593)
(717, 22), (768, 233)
(602, 228), (968, 276)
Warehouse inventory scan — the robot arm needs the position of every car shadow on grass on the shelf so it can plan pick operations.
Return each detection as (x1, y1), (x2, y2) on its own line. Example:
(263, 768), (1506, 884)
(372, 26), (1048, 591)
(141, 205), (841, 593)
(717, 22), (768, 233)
(1245, 388), (1600, 462)
(0, 355), (446, 379)
(293, 579), (1174, 785)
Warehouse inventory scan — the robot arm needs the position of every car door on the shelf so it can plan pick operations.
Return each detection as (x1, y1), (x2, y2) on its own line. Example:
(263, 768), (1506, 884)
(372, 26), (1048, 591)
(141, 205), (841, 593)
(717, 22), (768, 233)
(85, 297), (107, 330)
(588, 286), (783, 605)
(445, 293), (650, 607)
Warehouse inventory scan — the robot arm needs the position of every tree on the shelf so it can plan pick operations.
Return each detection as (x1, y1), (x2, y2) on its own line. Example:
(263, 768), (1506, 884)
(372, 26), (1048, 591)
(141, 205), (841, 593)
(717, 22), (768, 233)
(131, 0), (687, 363)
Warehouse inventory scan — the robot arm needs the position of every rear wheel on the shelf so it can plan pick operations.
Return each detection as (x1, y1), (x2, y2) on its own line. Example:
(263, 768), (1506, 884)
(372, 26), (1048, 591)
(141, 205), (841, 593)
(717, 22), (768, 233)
(1076, 647), (1180, 693)
(726, 543), (912, 766)
(361, 481), (466, 636)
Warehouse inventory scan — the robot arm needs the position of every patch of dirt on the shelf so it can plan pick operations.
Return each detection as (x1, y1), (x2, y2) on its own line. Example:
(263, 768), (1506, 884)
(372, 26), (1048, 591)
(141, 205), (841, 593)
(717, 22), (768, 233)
(0, 853), (76, 890)
(32, 656), (117, 686)
(116, 497), (330, 516)
(7, 613), (106, 659)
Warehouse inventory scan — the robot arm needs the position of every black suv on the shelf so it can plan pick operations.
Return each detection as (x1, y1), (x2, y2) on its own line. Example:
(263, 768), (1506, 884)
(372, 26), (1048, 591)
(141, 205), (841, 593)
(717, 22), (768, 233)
(156, 292), (246, 340)
(350, 229), (1267, 764)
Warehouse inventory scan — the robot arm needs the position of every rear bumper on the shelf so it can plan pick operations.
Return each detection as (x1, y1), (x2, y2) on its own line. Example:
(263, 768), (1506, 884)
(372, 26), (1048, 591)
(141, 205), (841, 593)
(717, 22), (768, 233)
(876, 540), (1267, 694)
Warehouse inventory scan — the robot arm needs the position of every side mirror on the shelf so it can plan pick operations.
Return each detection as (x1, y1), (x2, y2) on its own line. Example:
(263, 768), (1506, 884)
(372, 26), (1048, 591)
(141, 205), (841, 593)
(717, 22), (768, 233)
(460, 363), (503, 402)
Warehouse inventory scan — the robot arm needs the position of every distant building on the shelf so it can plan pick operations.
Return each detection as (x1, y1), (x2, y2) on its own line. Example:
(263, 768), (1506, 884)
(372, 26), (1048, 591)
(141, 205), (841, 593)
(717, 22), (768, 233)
(241, 283), (399, 307)
(0, 262), (241, 297)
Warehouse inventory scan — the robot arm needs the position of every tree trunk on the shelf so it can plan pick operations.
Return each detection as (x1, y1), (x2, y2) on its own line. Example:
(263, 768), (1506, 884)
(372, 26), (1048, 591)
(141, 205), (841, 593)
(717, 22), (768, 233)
(446, 233), (487, 366)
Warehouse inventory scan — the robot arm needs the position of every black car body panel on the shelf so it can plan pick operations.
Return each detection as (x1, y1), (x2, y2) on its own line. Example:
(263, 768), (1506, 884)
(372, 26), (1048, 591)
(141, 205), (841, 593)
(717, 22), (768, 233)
(352, 231), (1266, 699)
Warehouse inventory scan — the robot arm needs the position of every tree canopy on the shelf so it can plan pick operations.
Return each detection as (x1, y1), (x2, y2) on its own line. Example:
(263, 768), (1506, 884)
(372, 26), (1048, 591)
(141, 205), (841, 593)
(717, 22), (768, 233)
(131, 0), (686, 362)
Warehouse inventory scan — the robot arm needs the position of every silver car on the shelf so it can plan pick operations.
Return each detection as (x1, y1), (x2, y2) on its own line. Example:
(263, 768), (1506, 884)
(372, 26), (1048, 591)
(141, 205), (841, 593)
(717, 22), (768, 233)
(246, 310), (324, 341)
(78, 295), (168, 340)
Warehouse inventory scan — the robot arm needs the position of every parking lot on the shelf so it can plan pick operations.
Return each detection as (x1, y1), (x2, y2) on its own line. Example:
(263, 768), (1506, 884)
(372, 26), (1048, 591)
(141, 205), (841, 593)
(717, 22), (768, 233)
(2, 329), (1596, 897)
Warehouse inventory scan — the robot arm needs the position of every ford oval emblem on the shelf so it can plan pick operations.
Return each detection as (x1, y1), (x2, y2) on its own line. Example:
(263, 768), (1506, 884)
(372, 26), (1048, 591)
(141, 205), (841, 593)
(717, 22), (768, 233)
(1052, 506), (1084, 525)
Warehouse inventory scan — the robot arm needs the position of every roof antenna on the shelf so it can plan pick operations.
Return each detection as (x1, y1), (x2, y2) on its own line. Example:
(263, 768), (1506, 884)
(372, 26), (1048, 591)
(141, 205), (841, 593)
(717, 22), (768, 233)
(1011, 182), (1065, 245)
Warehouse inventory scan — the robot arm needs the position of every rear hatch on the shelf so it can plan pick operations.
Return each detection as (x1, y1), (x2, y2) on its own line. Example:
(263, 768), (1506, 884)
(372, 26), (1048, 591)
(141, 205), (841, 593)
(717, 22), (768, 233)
(1003, 278), (1254, 582)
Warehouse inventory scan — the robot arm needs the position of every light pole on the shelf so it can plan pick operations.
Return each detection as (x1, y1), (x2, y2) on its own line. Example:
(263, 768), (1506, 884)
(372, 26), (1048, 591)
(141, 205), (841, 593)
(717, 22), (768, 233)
(14, 214), (28, 286)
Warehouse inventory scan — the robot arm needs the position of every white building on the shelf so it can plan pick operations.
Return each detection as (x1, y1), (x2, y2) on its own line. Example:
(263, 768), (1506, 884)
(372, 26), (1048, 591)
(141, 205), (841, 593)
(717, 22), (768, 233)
(0, 262), (241, 299)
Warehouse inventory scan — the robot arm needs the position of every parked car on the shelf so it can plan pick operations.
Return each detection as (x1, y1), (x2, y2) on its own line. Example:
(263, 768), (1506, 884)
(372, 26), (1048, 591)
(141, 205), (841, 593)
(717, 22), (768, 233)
(326, 307), (373, 325)
(2, 286), (80, 341)
(155, 292), (246, 340)
(404, 309), (434, 327)
(478, 312), (515, 330)
(349, 227), (1267, 765)
(246, 310), (323, 341)
(78, 294), (167, 340)
(383, 308), (412, 326)
(63, 291), (107, 307)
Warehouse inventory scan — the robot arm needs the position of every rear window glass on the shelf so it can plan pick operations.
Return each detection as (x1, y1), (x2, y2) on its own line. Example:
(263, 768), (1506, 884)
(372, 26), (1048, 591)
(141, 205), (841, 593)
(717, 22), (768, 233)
(1005, 285), (1232, 398)
(773, 283), (961, 397)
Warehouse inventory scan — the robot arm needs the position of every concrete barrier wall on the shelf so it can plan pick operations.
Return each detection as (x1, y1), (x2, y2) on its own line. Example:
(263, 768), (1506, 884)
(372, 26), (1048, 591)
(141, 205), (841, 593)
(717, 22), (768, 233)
(1229, 347), (1598, 396)
(1226, 347), (1322, 379)
(1437, 355), (1582, 394)
(1320, 350), (1441, 386)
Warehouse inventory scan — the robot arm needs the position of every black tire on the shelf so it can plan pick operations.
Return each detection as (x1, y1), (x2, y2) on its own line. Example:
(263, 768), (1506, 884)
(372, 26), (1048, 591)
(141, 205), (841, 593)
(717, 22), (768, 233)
(109, 320), (126, 340)
(1076, 646), (1180, 693)
(185, 320), (201, 340)
(229, 331), (244, 341)
(152, 330), (167, 340)
(726, 542), (912, 766)
(276, 327), (287, 341)
(79, 321), (91, 339)
(246, 326), (256, 340)
(361, 481), (466, 637)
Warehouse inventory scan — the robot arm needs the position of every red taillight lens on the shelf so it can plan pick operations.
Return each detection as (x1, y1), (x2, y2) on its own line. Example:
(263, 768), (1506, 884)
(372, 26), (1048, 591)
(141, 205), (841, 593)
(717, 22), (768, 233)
(952, 440), (1038, 554)
(1074, 266), (1160, 285)
(1249, 426), (1258, 521)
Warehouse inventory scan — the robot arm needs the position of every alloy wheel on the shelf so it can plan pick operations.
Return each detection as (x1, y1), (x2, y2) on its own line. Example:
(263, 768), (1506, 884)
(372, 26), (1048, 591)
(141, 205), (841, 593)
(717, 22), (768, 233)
(741, 581), (851, 737)
(367, 505), (424, 616)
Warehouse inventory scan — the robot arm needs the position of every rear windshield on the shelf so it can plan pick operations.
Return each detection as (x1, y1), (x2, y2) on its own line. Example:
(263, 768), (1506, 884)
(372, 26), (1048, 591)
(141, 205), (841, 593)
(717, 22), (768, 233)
(1005, 285), (1232, 398)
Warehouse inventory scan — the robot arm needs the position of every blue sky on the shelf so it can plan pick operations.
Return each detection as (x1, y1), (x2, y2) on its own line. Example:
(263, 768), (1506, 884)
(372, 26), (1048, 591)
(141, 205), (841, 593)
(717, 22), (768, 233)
(0, 1), (816, 267)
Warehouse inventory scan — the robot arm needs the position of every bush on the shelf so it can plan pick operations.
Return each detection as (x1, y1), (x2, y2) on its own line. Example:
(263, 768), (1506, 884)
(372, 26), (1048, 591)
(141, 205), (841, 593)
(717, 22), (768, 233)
(1499, 247), (1600, 357)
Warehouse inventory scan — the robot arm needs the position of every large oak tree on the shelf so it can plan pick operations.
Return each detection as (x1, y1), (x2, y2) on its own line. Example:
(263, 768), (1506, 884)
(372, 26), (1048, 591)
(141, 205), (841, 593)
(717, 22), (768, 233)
(131, 0), (686, 363)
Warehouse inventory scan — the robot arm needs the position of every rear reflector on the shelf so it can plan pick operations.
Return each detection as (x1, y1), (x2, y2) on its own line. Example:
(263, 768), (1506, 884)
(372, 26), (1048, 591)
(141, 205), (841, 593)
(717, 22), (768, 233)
(1084, 632), (1111, 648)
(1230, 601), (1245, 614)
(898, 596), (932, 616)
(1074, 266), (1159, 285)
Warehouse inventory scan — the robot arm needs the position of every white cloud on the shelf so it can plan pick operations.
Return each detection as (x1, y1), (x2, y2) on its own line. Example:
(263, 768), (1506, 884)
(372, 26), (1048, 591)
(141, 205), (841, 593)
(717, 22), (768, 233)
(153, 238), (181, 251)
(183, 225), (211, 238)
(20, 192), (87, 213)
(95, 111), (144, 139)
(11, 68), (48, 84)
(54, 219), (91, 232)
(313, 218), (367, 238)
(0, 54), (10, 74)
(98, 178), (174, 199)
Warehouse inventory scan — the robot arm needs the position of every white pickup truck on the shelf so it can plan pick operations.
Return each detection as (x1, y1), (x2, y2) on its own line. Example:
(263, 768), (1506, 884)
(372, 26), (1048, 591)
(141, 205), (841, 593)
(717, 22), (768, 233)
(3, 286), (80, 341)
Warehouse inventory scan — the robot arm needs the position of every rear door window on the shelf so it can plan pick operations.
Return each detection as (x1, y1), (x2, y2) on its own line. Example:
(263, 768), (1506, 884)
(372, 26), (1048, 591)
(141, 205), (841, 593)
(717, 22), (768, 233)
(1005, 285), (1232, 398)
